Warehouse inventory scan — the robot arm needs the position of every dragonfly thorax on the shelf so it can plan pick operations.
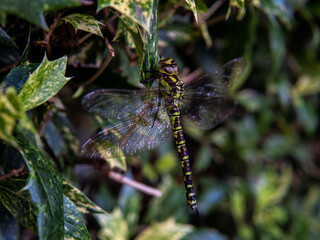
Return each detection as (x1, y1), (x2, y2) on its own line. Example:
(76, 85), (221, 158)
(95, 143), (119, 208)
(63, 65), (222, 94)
(158, 58), (178, 75)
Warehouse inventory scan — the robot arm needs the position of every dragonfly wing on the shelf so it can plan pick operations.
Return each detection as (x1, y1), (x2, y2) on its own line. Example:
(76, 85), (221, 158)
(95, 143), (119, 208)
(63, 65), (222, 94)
(184, 57), (246, 97)
(182, 58), (246, 129)
(81, 103), (171, 159)
(82, 89), (161, 120)
(181, 95), (236, 129)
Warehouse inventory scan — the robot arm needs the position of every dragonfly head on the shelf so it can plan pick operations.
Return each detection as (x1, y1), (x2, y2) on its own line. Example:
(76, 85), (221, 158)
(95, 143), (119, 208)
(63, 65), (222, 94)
(158, 58), (178, 75)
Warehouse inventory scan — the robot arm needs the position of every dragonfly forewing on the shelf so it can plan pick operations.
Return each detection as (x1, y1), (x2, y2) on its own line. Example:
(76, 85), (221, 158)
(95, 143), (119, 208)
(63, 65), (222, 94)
(81, 102), (171, 160)
(82, 89), (162, 120)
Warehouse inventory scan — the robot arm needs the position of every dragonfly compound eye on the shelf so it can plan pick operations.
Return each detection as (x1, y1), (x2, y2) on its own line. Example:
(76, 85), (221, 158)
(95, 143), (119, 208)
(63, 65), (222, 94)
(164, 65), (178, 74)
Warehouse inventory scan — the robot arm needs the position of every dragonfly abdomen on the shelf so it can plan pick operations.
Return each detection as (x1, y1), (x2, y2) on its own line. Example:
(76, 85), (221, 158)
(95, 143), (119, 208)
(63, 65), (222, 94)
(168, 103), (198, 213)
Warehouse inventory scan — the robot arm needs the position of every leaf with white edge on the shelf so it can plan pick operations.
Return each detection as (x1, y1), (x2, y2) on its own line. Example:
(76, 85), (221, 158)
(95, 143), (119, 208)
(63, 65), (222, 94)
(18, 55), (70, 111)
(15, 129), (64, 240)
(97, 0), (153, 32)
(0, 178), (38, 233)
(136, 218), (194, 240)
(62, 13), (104, 38)
(64, 196), (90, 240)
(63, 179), (106, 214)
(0, 0), (80, 29)
(184, 0), (198, 22)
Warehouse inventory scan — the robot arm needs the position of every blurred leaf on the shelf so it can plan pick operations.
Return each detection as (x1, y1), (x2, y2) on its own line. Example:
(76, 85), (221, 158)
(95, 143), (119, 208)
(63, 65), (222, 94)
(118, 174), (141, 233)
(186, 229), (227, 240)
(63, 196), (90, 240)
(230, 184), (246, 222)
(236, 89), (267, 112)
(155, 152), (176, 174)
(252, 0), (292, 29)
(197, 181), (226, 213)
(136, 218), (193, 240)
(114, 15), (144, 64)
(0, 178), (38, 233)
(0, 203), (18, 240)
(1, 62), (39, 92)
(294, 74), (320, 96)
(144, 176), (188, 222)
(96, 208), (129, 240)
(97, 0), (153, 32)
(44, 110), (79, 167)
(62, 179), (106, 214)
(226, 0), (245, 20)
(62, 13), (104, 38)
(117, 47), (141, 87)
(0, 87), (33, 146)
(18, 55), (70, 111)
(184, 0), (198, 22)
(0, 27), (20, 65)
(194, 146), (212, 172)
(267, 19), (285, 74)
(0, 0), (80, 29)
(257, 168), (291, 207)
(15, 128), (64, 239)
(0, 87), (22, 145)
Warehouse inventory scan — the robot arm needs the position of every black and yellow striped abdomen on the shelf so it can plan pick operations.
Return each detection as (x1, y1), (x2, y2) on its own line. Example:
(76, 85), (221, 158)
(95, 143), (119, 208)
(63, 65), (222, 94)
(158, 58), (198, 213)
(167, 102), (197, 212)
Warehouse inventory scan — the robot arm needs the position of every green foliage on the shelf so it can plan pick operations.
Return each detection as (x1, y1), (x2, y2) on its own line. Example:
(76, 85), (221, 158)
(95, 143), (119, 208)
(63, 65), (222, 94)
(0, 0), (80, 29)
(62, 13), (104, 38)
(1, 0), (320, 239)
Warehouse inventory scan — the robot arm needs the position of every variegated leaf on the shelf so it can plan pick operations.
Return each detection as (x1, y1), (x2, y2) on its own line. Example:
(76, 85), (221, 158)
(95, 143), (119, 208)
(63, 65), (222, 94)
(62, 13), (104, 38)
(18, 55), (70, 111)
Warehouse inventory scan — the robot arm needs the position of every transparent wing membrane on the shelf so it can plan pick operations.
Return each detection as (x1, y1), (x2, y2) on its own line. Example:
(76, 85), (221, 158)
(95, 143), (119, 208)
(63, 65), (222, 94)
(81, 57), (246, 158)
(81, 102), (171, 159)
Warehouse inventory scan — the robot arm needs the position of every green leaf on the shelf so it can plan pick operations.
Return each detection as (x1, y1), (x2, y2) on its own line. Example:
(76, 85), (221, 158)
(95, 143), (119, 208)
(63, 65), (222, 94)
(0, 178), (38, 233)
(62, 179), (106, 214)
(0, 0), (80, 29)
(96, 208), (129, 240)
(97, 0), (153, 32)
(15, 129), (64, 239)
(62, 13), (104, 38)
(0, 87), (25, 145)
(118, 177), (141, 233)
(136, 218), (193, 240)
(18, 55), (70, 111)
(44, 110), (79, 167)
(184, 0), (198, 22)
(114, 16), (144, 66)
(140, 0), (159, 86)
(226, 0), (245, 19)
(1, 62), (39, 92)
(63, 196), (90, 240)
(0, 27), (20, 65)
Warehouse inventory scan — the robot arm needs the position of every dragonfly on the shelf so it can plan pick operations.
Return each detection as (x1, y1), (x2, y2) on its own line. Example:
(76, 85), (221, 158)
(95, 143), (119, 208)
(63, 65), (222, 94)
(81, 57), (246, 214)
